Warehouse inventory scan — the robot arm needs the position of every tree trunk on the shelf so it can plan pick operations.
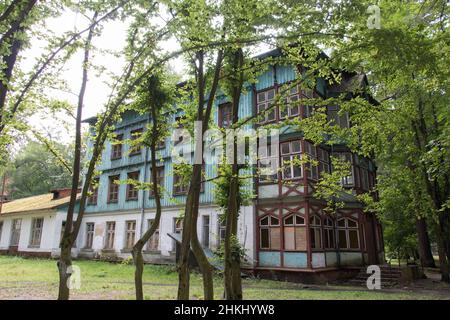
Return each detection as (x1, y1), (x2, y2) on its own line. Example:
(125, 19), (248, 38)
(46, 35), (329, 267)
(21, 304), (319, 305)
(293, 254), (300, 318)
(132, 242), (145, 300)
(224, 48), (244, 300)
(57, 242), (72, 300)
(415, 218), (436, 268)
(56, 12), (97, 300)
(190, 193), (214, 299)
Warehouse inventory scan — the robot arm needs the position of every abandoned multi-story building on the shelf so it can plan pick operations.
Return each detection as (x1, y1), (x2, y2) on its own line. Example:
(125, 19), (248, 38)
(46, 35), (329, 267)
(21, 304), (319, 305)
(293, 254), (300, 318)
(0, 48), (384, 281)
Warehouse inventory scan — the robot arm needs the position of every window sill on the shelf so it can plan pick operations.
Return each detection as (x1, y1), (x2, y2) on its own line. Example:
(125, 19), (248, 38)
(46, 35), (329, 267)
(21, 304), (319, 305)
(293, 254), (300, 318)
(81, 248), (94, 252)
(101, 249), (116, 253)
(28, 245), (40, 249)
(86, 203), (97, 206)
(120, 249), (133, 253)
(110, 157), (122, 161)
(107, 200), (118, 204)
(126, 198), (138, 202)
(129, 152), (142, 157)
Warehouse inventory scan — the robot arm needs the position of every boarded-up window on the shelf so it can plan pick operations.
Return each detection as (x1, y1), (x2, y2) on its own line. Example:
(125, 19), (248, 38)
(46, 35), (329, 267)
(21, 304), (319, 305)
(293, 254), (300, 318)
(283, 214), (306, 251)
(259, 215), (280, 250)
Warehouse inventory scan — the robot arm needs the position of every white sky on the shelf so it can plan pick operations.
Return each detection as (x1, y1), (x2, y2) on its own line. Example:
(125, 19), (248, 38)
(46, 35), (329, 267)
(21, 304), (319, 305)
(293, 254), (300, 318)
(19, 7), (270, 147)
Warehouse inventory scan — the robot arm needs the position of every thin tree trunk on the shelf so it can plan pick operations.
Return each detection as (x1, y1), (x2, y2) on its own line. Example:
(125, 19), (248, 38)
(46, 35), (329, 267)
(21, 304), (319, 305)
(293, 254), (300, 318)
(132, 76), (164, 300)
(190, 184), (214, 299)
(224, 48), (244, 300)
(57, 12), (97, 300)
(177, 49), (223, 300)
(415, 217), (436, 268)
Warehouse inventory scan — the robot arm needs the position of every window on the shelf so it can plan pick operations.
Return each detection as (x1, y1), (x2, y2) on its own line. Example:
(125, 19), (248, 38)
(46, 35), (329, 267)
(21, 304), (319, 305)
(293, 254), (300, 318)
(327, 105), (349, 128)
(147, 219), (159, 251)
(335, 153), (354, 186)
(156, 138), (165, 150)
(280, 86), (301, 119)
(129, 128), (143, 155)
(108, 175), (120, 203)
(218, 215), (226, 244)
(317, 148), (330, 177)
(324, 218), (335, 249)
(174, 218), (183, 234)
(125, 220), (136, 249)
(280, 140), (302, 179)
(202, 216), (210, 248)
(304, 141), (319, 180)
(85, 223), (94, 249)
(10, 219), (21, 246)
(259, 215), (280, 250)
(29, 218), (43, 247)
(126, 171), (140, 200)
(337, 217), (359, 249)
(149, 165), (164, 196)
(105, 222), (115, 249)
(309, 215), (322, 249)
(87, 177), (99, 205)
(257, 89), (276, 124)
(258, 143), (278, 183)
(218, 102), (232, 128)
(60, 221), (76, 248)
(174, 117), (185, 145)
(111, 134), (123, 159)
(283, 214), (306, 251)
(0, 221), (3, 242)
(173, 171), (188, 195)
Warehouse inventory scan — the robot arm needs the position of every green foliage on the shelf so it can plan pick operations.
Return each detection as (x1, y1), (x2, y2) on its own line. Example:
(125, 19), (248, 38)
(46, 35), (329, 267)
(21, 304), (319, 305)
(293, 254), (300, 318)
(6, 140), (74, 199)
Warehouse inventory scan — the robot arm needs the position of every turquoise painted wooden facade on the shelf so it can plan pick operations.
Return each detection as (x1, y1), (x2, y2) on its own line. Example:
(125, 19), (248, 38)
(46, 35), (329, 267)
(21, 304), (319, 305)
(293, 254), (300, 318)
(82, 49), (384, 279)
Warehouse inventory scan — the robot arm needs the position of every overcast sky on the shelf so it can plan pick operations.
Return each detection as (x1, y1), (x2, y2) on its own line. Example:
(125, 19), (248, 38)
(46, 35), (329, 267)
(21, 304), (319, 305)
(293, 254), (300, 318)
(20, 7), (270, 147)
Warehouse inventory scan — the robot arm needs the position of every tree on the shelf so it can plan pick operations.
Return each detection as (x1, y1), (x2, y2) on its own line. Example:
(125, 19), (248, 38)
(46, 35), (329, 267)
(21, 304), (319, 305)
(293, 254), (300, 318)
(6, 140), (73, 199)
(129, 73), (175, 300)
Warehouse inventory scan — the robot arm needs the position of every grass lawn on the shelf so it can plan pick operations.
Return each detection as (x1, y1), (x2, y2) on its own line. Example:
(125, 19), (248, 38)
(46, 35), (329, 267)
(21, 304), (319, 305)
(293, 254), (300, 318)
(0, 255), (446, 300)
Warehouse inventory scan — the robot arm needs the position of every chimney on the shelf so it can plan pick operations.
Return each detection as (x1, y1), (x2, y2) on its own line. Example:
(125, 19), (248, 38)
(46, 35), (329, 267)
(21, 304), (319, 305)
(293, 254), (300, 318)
(51, 188), (80, 200)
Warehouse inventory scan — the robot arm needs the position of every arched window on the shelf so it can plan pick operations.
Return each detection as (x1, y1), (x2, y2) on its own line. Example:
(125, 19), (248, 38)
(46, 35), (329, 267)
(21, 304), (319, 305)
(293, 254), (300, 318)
(283, 214), (306, 251)
(259, 215), (280, 250)
(324, 218), (335, 249)
(309, 215), (322, 249)
(337, 217), (360, 249)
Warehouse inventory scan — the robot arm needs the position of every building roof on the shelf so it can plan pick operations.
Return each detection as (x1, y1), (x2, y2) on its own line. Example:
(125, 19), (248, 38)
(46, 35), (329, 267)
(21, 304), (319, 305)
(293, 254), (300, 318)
(0, 192), (78, 216)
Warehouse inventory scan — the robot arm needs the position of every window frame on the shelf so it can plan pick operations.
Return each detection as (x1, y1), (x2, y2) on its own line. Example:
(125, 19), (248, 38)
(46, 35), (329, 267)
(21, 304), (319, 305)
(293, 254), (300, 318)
(129, 128), (143, 156)
(85, 222), (95, 249)
(218, 102), (232, 128)
(104, 221), (116, 250)
(110, 133), (123, 160)
(87, 177), (99, 205)
(10, 218), (21, 246)
(257, 88), (277, 124)
(259, 214), (281, 250)
(29, 218), (44, 247)
(124, 220), (136, 249)
(146, 219), (160, 252)
(280, 140), (303, 180)
(126, 171), (140, 201)
(107, 175), (120, 203)
(337, 217), (360, 250)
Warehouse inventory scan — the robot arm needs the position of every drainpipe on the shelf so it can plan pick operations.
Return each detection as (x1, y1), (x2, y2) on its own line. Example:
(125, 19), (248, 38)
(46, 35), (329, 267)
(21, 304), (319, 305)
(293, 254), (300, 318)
(139, 115), (151, 238)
